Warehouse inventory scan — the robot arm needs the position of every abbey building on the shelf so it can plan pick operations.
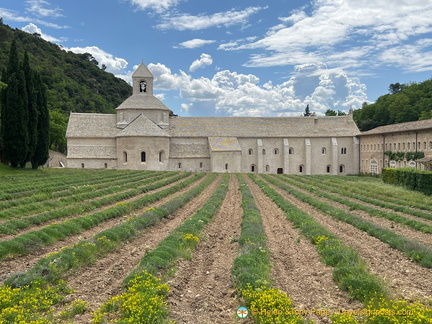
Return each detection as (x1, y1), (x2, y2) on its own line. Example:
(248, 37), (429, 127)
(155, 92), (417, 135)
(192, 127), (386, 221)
(66, 62), (429, 175)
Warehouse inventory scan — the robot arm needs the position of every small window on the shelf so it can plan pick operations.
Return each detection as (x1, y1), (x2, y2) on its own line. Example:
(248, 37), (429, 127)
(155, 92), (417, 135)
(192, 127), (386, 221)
(265, 165), (269, 172)
(248, 148), (253, 155)
(299, 164), (304, 173)
(178, 162), (181, 169)
(424, 142), (427, 150)
(429, 141), (432, 150)
(251, 164), (255, 172)
(289, 148), (294, 155)
(225, 163), (228, 170)
(339, 164), (345, 173)
(200, 162), (203, 168)
(123, 151), (128, 163)
(341, 147), (347, 154)
(159, 150), (164, 162)
(326, 165), (331, 173)
(274, 148), (279, 154)
(81, 163), (85, 169)
(322, 147), (326, 155)
(262, 149), (266, 155)
(141, 151), (146, 162)
(104, 163), (108, 169)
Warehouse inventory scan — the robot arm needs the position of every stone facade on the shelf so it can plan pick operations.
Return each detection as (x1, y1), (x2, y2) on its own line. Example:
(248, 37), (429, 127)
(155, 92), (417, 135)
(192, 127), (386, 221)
(359, 119), (432, 173)
(66, 62), (363, 174)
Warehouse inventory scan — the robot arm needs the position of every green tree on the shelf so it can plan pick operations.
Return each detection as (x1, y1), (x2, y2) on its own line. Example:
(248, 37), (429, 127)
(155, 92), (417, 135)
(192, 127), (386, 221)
(22, 51), (38, 166)
(31, 72), (50, 169)
(49, 110), (67, 154)
(2, 70), (29, 167)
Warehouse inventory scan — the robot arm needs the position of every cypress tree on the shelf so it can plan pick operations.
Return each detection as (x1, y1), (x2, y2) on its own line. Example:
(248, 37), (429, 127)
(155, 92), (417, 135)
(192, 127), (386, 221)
(23, 52), (38, 167)
(2, 70), (29, 167)
(31, 72), (50, 169)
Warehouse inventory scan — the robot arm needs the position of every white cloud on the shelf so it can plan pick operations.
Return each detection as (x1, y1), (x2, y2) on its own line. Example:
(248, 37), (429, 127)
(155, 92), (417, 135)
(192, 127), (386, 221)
(220, 0), (432, 73)
(177, 39), (216, 49)
(149, 62), (367, 117)
(0, 7), (68, 28)
(128, 0), (183, 13)
(25, 0), (63, 18)
(22, 23), (61, 42)
(189, 53), (213, 72)
(156, 6), (266, 31)
(66, 46), (128, 75)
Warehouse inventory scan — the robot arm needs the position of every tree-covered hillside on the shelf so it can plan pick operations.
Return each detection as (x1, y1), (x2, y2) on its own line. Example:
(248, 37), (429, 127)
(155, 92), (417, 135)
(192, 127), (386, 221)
(354, 81), (432, 131)
(0, 22), (131, 153)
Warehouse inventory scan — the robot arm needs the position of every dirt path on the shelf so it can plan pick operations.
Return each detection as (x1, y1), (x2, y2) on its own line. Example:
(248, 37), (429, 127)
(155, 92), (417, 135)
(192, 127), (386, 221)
(0, 174), (200, 282)
(167, 174), (244, 324)
(246, 176), (362, 323)
(68, 175), (222, 323)
(264, 177), (432, 301)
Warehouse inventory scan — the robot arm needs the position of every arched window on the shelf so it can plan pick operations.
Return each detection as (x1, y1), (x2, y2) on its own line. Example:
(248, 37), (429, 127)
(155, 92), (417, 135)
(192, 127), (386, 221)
(141, 151), (146, 162)
(322, 147), (326, 155)
(299, 164), (304, 173)
(326, 165), (331, 173)
(274, 148), (279, 154)
(123, 151), (128, 163)
(370, 160), (378, 174)
(159, 150), (164, 162)
(251, 164), (256, 172)
(339, 164), (345, 173)
(289, 147), (294, 155)
(81, 163), (85, 169)
(265, 165), (269, 172)
(200, 162), (203, 168)
(341, 147), (347, 154)
(248, 148), (253, 155)
(104, 163), (108, 169)
(140, 80), (147, 92)
(262, 149), (266, 155)
(225, 163), (228, 170)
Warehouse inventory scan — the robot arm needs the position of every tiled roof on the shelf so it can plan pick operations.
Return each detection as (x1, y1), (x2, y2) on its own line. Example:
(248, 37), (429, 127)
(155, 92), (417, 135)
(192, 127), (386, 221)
(170, 144), (210, 158)
(66, 113), (117, 138)
(208, 137), (241, 151)
(116, 94), (171, 111)
(360, 119), (432, 135)
(117, 114), (170, 137)
(67, 145), (117, 158)
(168, 116), (359, 137)
(132, 62), (153, 78)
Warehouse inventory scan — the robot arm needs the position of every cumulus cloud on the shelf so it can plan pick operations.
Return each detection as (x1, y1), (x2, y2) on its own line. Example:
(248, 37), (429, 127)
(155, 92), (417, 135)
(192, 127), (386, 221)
(22, 23), (62, 42)
(156, 6), (266, 31)
(177, 39), (216, 49)
(148, 62), (367, 117)
(66, 46), (128, 75)
(189, 54), (213, 72)
(25, 0), (63, 18)
(128, 0), (183, 13)
(220, 0), (432, 74)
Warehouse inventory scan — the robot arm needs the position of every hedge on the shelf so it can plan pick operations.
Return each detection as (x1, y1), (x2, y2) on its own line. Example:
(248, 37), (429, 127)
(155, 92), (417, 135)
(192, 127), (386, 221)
(382, 168), (432, 196)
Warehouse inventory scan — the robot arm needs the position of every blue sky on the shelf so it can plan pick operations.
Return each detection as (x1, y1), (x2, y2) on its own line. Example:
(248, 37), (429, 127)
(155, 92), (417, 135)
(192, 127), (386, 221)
(1, 0), (432, 117)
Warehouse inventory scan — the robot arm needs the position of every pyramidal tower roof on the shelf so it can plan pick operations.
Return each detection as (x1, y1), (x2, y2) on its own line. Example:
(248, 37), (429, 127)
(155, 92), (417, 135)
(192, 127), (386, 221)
(132, 62), (153, 79)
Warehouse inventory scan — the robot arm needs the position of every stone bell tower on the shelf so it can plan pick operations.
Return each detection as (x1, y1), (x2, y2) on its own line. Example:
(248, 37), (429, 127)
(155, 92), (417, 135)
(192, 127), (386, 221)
(132, 62), (154, 95)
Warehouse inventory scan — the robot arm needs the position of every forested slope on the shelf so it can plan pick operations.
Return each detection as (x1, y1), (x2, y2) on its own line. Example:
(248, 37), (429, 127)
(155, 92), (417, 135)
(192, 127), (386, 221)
(354, 81), (432, 131)
(0, 22), (132, 152)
